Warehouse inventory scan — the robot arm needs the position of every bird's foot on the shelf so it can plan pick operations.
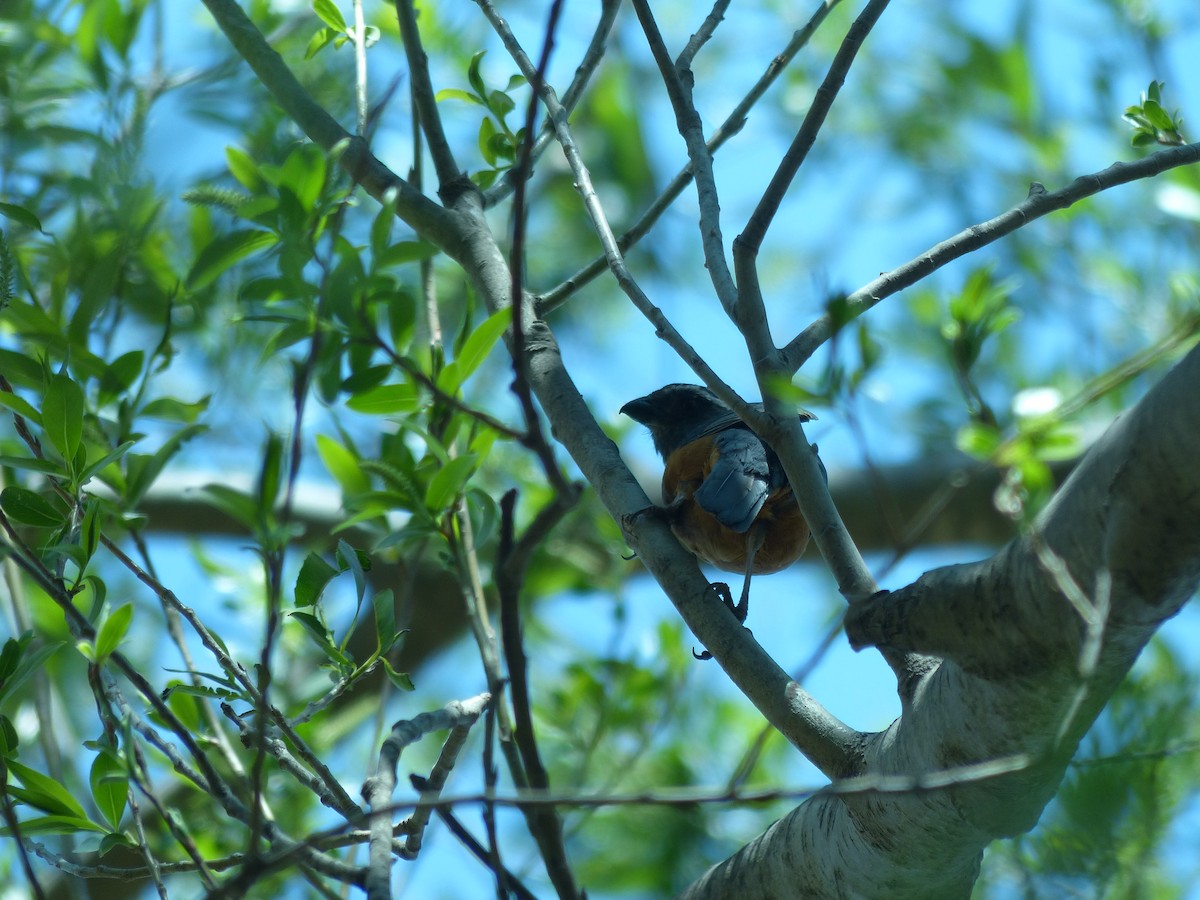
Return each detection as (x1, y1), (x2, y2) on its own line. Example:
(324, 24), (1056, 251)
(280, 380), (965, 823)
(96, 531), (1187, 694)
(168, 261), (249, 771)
(692, 582), (752, 661)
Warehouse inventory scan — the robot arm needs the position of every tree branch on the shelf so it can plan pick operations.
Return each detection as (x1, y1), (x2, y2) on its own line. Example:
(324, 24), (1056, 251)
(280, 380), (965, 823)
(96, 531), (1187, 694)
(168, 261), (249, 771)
(392, 0), (463, 192)
(200, 0), (459, 249)
(537, 0), (846, 314)
(781, 142), (1200, 371)
(679, 345), (1200, 899)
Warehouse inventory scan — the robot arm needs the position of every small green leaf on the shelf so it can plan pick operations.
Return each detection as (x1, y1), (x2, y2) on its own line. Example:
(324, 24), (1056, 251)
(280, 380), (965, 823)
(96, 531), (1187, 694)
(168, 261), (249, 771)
(43, 370), (85, 463)
(81, 498), (101, 561)
(89, 751), (128, 830)
(226, 146), (262, 191)
(295, 552), (339, 608)
(435, 88), (485, 106)
(201, 485), (258, 529)
(346, 382), (420, 414)
(381, 657), (415, 691)
(478, 116), (499, 166)
(337, 539), (367, 604)
(0, 814), (108, 837)
(467, 50), (488, 99)
(0, 202), (44, 233)
(0, 486), (62, 528)
(454, 307), (511, 383)
(257, 431), (285, 512)
(424, 454), (477, 512)
(186, 229), (277, 290)
(288, 611), (352, 666)
(0, 391), (41, 424)
(6, 759), (88, 818)
(95, 604), (133, 661)
(139, 396), (210, 423)
(377, 241), (439, 268)
(98, 351), (144, 405)
(125, 424), (207, 505)
(372, 588), (396, 652)
(313, 0), (348, 32)
(316, 434), (371, 497)
(305, 25), (340, 59)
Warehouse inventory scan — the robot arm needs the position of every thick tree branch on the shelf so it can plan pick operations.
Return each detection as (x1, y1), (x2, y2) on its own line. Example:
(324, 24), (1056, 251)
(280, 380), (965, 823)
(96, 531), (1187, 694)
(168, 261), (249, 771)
(680, 345), (1200, 898)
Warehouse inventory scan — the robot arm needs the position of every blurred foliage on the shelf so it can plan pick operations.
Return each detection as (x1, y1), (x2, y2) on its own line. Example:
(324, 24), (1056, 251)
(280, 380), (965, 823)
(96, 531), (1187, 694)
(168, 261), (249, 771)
(0, 0), (1196, 897)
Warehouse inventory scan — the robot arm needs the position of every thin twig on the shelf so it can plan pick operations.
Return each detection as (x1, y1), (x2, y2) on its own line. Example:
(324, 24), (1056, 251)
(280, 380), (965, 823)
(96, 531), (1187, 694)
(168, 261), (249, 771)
(409, 778), (539, 900)
(497, 490), (581, 899)
(483, 0), (621, 207)
(472, 0), (738, 406)
(536, 0), (846, 314)
(632, 0), (738, 317)
(677, 0), (732, 71)
(740, 0), (893, 254)
(393, 0), (461, 190)
(781, 142), (1200, 371)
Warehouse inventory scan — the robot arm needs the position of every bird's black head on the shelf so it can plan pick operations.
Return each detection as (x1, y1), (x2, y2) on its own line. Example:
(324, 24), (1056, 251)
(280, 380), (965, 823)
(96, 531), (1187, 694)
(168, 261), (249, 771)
(620, 383), (734, 459)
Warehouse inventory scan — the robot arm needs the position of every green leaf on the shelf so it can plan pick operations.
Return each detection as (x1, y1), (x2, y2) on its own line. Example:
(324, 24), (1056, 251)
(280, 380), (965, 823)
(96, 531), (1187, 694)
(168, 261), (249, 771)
(316, 434), (371, 497)
(257, 431), (285, 513)
(0, 714), (18, 756)
(453, 307), (511, 385)
(6, 759), (88, 818)
(0, 814), (108, 837)
(125, 424), (207, 505)
(467, 50), (488, 98)
(372, 588), (397, 652)
(0, 202), (44, 233)
(81, 498), (101, 561)
(279, 143), (326, 212)
(226, 146), (262, 190)
(295, 552), (339, 608)
(288, 611), (352, 667)
(94, 604), (133, 661)
(201, 485), (258, 529)
(346, 382), (420, 414)
(186, 229), (277, 290)
(337, 539), (367, 605)
(435, 88), (485, 106)
(305, 25), (340, 59)
(313, 0), (348, 32)
(78, 440), (136, 485)
(0, 486), (62, 528)
(425, 453), (477, 512)
(479, 116), (499, 166)
(139, 396), (210, 423)
(43, 370), (85, 463)
(98, 351), (144, 405)
(381, 657), (415, 691)
(0, 390), (41, 424)
(0, 634), (62, 709)
(377, 241), (439, 268)
(89, 751), (128, 830)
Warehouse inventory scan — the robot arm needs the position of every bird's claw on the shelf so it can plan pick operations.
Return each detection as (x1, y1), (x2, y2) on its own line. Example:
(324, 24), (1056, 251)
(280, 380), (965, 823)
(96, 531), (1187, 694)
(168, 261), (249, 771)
(693, 582), (752, 661)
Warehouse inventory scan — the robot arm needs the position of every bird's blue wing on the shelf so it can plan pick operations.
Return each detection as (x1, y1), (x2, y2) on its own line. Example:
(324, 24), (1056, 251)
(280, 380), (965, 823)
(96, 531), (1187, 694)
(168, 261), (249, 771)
(693, 429), (772, 533)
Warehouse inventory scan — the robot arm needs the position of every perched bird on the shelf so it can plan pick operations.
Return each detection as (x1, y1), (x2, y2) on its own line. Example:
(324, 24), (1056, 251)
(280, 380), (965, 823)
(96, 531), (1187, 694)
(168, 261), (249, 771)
(621, 383), (823, 626)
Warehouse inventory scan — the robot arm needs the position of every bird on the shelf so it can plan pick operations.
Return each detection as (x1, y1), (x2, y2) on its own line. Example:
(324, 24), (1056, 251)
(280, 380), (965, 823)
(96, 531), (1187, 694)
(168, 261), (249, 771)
(620, 383), (823, 629)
